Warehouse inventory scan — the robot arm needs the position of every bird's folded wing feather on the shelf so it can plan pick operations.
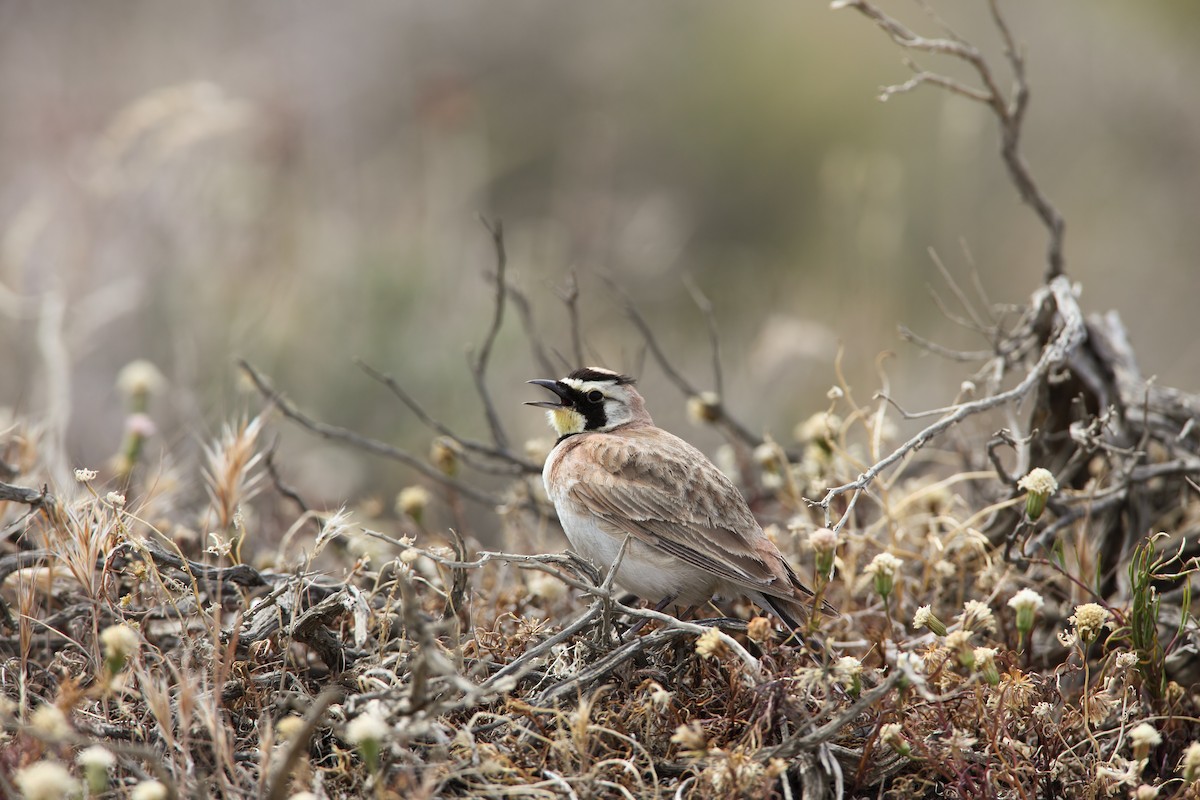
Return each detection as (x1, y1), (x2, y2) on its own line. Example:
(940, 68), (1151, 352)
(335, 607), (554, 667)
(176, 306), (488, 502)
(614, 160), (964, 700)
(565, 434), (797, 595)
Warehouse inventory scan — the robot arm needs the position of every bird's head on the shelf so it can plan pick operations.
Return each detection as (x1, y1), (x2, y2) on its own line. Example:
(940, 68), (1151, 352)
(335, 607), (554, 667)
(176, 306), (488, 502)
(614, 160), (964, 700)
(526, 367), (649, 437)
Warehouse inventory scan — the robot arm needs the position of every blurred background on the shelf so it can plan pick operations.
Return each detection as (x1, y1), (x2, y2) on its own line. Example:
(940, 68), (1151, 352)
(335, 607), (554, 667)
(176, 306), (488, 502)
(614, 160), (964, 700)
(2, 1), (1198, 509)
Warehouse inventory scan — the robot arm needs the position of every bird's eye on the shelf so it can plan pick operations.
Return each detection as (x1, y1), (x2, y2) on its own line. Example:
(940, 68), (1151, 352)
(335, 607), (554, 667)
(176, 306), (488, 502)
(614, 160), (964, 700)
(586, 390), (604, 403)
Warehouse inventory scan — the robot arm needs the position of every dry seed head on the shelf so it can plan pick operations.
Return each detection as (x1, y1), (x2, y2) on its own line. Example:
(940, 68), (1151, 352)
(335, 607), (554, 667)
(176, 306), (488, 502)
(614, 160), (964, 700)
(1132, 785), (1159, 800)
(74, 467), (98, 483)
(105, 491), (126, 507)
(525, 571), (566, 603)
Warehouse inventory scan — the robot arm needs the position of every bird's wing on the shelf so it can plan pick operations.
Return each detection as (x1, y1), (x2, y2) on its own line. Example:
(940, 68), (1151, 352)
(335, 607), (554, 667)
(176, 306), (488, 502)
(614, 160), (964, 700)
(565, 430), (812, 600)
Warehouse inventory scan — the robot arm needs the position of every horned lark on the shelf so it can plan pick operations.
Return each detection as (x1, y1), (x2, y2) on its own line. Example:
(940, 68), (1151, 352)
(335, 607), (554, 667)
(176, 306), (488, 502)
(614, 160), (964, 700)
(527, 367), (830, 631)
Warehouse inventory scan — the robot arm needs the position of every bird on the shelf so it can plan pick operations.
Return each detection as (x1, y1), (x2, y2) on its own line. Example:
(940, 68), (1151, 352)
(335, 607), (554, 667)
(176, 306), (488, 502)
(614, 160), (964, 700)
(526, 366), (832, 633)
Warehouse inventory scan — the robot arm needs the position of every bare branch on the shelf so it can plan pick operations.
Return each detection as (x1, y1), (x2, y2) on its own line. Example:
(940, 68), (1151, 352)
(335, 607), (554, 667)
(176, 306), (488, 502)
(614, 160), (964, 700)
(356, 358), (538, 475)
(836, 0), (1065, 280)
(237, 359), (502, 507)
(469, 217), (513, 452)
(816, 276), (1085, 531)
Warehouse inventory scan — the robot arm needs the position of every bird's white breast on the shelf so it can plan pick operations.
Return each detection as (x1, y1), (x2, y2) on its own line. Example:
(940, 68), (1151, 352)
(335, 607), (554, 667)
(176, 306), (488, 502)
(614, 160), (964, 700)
(542, 439), (720, 604)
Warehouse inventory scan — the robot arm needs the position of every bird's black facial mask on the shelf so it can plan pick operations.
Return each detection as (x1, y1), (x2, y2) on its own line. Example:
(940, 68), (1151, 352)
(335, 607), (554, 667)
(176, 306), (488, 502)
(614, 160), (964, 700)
(527, 378), (609, 436)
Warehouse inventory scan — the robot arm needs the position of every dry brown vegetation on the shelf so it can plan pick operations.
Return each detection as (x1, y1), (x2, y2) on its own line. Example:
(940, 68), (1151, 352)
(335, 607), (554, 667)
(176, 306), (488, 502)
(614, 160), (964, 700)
(3, 3), (1200, 799)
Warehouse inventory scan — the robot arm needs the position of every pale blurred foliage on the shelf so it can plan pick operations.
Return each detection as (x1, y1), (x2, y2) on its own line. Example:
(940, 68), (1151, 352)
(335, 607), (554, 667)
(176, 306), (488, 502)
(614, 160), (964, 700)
(0, 2), (1197, 500)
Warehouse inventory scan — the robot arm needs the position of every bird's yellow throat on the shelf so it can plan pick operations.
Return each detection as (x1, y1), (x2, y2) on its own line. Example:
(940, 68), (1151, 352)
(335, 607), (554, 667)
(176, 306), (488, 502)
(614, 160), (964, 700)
(547, 407), (587, 437)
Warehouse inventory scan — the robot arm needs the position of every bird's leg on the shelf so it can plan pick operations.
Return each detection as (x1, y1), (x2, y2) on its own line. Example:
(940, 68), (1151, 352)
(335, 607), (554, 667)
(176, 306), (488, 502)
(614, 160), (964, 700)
(621, 594), (677, 640)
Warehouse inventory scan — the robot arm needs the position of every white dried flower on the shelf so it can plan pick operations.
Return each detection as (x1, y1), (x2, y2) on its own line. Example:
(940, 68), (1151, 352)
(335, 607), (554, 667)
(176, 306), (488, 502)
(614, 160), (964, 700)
(959, 600), (997, 634)
(346, 701), (390, 773)
(30, 704), (72, 741)
(1070, 603), (1112, 645)
(671, 722), (708, 753)
(1130, 722), (1162, 760)
(807, 527), (839, 577)
(694, 628), (726, 659)
(1008, 588), (1045, 635)
(1018, 467), (1058, 520)
(1131, 785), (1159, 800)
(105, 491), (126, 507)
(525, 571), (566, 603)
(131, 779), (168, 800)
(1033, 701), (1055, 722)
(100, 623), (141, 672)
(523, 437), (553, 465)
(1181, 740), (1200, 782)
(912, 605), (947, 636)
(395, 485), (431, 522)
(865, 552), (902, 600)
(116, 359), (167, 400)
(826, 386), (844, 400)
(974, 646), (1000, 686)
(78, 745), (116, 794)
(345, 706), (391, 747)
(74, 467), (98, 483)
(646, 681), (673, 711)
(76, 745), (115, 770)
(15, 761), (79, 800)
(794, 411), (842, 445)
(686, 391), (721, 425)
(1115, 652), (1139, 671)
(878, 722), (910, 755)
(1018, 467), (1059, 496)
(832, 656), (863, 695)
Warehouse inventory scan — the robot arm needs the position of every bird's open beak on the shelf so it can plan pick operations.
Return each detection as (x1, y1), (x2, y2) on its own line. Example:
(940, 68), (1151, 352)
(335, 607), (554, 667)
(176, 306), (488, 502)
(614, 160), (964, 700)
(525, 379), (572, 409)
